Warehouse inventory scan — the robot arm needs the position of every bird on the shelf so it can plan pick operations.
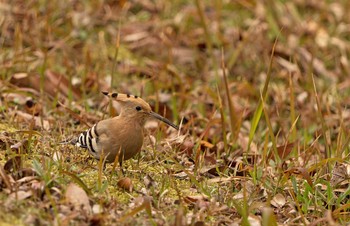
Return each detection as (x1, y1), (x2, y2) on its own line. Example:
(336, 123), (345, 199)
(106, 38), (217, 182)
(64, 91), (179, 169)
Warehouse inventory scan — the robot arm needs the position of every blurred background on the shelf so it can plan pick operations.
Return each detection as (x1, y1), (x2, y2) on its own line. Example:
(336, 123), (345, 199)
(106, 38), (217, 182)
(1, 0), (350, 224)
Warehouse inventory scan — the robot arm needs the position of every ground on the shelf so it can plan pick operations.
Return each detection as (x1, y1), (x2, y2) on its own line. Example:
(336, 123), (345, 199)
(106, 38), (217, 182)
(1, 0), (350, 225)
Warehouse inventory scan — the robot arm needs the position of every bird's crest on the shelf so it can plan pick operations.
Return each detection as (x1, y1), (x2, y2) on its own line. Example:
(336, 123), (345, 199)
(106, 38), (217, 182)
(102, 91), (150, 109)
(102, 91), (179, 130)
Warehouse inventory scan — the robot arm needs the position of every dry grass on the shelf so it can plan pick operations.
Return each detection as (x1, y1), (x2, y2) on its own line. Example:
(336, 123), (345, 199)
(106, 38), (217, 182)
(1, 0), (350, 225)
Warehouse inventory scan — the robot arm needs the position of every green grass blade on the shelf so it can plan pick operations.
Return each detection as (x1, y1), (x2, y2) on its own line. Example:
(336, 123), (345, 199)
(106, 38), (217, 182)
(247, 37), (278, 152)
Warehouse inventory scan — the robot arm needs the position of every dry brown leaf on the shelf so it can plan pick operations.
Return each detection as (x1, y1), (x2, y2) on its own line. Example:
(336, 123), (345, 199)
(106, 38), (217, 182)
(172, 171), (188, 178)
(171, 48), (197, 65)
(0, 166), (12, 190)
(184, 195), (210, 209)
(24, 99), (42, 116)
(65, 183), (91, 214)
(184, 194), (209, 205)
(12, 168), (37, 181)
(193, 221), (206, 226)
(117, 177), (133, 192)
(297, 47), (337, 81)
(309, 210), (337, 226)
(45, 70), (82, 99)
(4, 156), (22, 173)
(330, 163), (349, 186)
(315, 28), (329, 48)
(143, 175), (156, 189)
(0, 132), (12, 149)
(268, 142), (296, 161)
(92, 204), (103, 214)
(10, 70), (82, 100)
(207, 177), (235, 184)
(124, 31), (149, 43)
(276, 57), (299, 72)
(14, 111), (50, 130)
(89, 214), (105, 226)
(247, 215), (261, 226)
(271, 193), (286, 208)
(200, 140), (214, 149)
(30, 180), (44, 192)
(119, 196), (152, 223)
(179, 139), (195, 156)
(206, 166), (226, 176)
(2, 91), (29, 105)
(8, 190), (33, 201)
(237, 133), (258, 154)
(10, 139), (28, 152)
(285, 167), (313, 187)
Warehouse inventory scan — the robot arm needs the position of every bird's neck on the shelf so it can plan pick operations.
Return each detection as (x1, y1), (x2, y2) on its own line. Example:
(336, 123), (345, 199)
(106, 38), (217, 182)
(117, 115), (146, 128)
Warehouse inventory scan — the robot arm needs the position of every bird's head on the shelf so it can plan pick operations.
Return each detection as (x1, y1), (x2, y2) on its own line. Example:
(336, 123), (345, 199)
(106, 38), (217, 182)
(102, 91), (178, 130)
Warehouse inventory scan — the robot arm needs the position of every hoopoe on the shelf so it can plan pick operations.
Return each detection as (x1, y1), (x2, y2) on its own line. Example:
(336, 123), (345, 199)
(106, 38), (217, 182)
(66, 92), (178, 168)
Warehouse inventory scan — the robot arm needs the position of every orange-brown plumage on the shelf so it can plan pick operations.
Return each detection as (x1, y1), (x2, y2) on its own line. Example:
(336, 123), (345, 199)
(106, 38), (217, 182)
(71, 92), (178, 165)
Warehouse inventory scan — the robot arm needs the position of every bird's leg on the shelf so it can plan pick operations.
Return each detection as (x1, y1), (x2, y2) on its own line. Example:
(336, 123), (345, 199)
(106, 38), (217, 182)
(119, 161), (125, 176)
(98, 150), (109, 175)
(111, 147), (124, 177)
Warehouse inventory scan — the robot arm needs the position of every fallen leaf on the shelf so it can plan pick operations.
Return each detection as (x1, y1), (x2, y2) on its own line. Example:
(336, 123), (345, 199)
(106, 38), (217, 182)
(276, 57), (299, 72)
(0, 132), (13, 149)
(117, 177), (133, 192)
(4, 156), (22, 174)
(119, 196), (152, 223)
(10, 139), (28, 153)
(315, 28), (329, 48)
(184, 194), (208, 204)
(193, 221), (206, 226)
(268, 142), (296, 161)
(285, 167), (313, 187)
(271, 193), (286, 208)
(247, 215), (261, 226)
(172, 171), (188, 178)
(10, 71), (82, 100)
(14, 111), (50, 130)
(92, 204), (103, 214)
(330, 163), (348, 186)
(24, 99), (42, 116)
(144, 175), (157, 189)
(207, 177), (235, 184)
(200, 140), (214, 149)
(12, 168), (37, 180)
(298, 47), (337, 81)
(65, 183), (91, 214)
(52, 151), (63, 162)
(6, 190), (33, 206)
(0, 166), (12, 190)
(179, 139), (194, 156)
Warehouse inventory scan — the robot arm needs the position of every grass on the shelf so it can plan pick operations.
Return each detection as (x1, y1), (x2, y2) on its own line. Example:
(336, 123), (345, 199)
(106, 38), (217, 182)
(1, 0), (350, 225)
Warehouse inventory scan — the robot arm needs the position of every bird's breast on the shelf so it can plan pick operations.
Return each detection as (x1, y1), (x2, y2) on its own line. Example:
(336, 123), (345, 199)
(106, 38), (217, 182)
(121, 134), (144, 161)
(103, 127), (144, 163)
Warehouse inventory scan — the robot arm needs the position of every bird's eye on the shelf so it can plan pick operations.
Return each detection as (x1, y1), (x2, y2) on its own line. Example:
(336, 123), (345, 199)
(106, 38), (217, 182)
(136, 106), (142, 111)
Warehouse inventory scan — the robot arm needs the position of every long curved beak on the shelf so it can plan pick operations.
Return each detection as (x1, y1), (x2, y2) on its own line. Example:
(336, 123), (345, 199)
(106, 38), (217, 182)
(148, 111), (179, 130)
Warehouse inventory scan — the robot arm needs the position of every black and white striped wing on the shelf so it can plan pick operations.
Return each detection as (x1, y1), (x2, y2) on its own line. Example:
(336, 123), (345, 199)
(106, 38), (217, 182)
(76, 123), (100, 157)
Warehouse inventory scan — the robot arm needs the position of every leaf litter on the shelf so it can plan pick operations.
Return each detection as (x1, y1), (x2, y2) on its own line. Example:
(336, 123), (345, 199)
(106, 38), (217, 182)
(1, 0), (350, 225)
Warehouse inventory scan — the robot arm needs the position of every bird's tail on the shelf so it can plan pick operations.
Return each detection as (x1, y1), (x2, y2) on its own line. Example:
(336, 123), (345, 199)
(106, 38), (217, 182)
(58, 138), (77, 145)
